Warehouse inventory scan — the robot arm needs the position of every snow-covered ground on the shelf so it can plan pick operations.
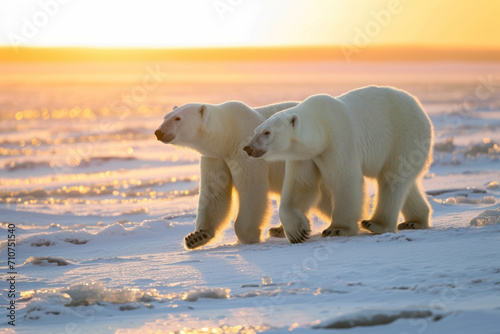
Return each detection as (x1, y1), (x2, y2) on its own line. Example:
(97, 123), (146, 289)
(1, 61), (500, 333)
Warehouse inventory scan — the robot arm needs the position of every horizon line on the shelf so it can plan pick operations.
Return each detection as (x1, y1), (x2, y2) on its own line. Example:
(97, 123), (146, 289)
(2, 45), (500, 62)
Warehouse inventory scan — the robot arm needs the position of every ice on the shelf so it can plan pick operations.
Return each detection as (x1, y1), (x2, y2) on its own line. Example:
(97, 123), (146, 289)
(139, 218), (175, 229)
(470, 207), (500, 226)
(182, 288), (231, 302)
(434, 195), (496, 205)
(23, 282), (162, 306)
(434, 138), (456, 153)
(485, 181), (499, 190)
(315, 308), (439, 329)
(1, 61), (500, 333)
(25, 256), (70, 266)
(464, 139), (500, 157)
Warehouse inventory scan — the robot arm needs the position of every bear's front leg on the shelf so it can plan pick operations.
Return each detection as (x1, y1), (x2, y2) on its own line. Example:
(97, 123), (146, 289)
(279, 206), (311, 243)
(185, 157), (233, 249)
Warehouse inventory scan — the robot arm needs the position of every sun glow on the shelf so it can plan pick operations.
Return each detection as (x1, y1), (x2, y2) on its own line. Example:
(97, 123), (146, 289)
(0, 0), (499, 49)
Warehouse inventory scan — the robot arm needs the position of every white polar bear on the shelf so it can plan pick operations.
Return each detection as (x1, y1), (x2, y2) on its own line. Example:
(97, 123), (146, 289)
(244, 86), (433, 244)
(155, 101), (333, 248)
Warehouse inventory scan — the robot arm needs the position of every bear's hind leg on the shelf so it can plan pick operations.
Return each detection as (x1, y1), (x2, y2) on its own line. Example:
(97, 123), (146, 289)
(322, 170), (364, 237)
(362, 176), (412, 234)
(233, 185), (271, 244)
(232, 158), (272, 245)
(279, 161), (322, 244)
(398, 181), (431, 230)
(268, 226), (285, 238)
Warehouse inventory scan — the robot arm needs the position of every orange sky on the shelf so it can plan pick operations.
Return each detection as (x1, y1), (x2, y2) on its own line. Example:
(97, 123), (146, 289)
(0, 0), (499, 49)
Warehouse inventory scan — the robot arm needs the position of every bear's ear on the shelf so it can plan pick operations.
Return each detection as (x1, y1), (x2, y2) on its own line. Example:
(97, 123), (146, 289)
(290, 114), (300, 129)
(199, 105), (208, 125)
(172, 105), (178, 110)
(199, 105), (206, 117)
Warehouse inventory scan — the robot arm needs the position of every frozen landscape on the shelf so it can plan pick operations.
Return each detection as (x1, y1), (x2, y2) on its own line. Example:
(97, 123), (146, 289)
(1, 61), (500, 333)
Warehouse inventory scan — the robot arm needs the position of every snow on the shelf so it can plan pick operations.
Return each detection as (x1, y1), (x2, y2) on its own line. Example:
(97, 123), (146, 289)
(1, 61), (500, 333)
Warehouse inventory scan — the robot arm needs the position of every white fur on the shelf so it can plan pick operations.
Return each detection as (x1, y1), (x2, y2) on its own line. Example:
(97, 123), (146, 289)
(245, 86), (433, 243)
(156, 101), (333, 248)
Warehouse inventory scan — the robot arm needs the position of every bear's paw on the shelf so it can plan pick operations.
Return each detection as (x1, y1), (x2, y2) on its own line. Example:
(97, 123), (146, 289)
(321, 228), (350, 237)
(184, 230), (213, 249)
(361, 220), (395, 234)
(397, 221), (427, 230)
(268, 226), (286, 238)
(284, 225), (310, 244)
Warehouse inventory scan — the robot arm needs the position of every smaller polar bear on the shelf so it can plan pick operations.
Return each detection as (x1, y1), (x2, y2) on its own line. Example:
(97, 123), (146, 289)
(155, 101), (333, 248)
(244, 86), (433, 244)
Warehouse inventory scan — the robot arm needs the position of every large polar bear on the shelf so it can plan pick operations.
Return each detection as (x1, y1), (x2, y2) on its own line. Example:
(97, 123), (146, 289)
(244, 86), (433, 244)
(154, 101), (333, 248)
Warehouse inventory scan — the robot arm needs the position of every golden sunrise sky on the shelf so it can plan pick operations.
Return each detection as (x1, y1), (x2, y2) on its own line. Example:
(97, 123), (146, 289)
(0, 0), (499, 49)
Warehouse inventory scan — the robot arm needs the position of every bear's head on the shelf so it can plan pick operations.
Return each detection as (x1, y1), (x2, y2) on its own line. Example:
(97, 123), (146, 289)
(244, 103), (324, 161)
(155, 103), (225, 157)
(243, 110), (303, 161)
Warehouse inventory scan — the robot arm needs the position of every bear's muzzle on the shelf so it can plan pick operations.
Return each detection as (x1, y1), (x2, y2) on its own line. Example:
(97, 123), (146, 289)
(154, 129), (175, 143)
(243, 145), (265, 158)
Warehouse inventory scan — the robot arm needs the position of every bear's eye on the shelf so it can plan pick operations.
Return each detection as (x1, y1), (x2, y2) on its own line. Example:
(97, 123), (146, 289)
(174, 117), (181, 121)
(264, 131), (270, 136)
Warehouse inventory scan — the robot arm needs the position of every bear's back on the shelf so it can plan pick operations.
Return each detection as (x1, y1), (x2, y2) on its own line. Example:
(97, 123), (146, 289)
(255, 102), (299, 120)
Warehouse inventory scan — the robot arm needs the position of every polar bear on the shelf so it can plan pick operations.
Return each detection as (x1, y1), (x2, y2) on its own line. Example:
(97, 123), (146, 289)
(154, 101), (333, 248)
(244, 86), (433, 244)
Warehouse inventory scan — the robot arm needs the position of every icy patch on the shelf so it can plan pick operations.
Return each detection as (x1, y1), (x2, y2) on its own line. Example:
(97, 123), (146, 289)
(98, 223), (129, 236)
(121, 207), (148, 215)
(63, 282), (161, 306)
(16, 219), (175, 248)
(23, 282), (162, 308)
(426, 187), (486, 196)
(182, 288), (231, 302)
(485, 181), (499, 190)
(25, 256), (70, 266)
(25, 291), (72, 319)
(464, 139), (500, 157)
(470, 207), (500, 227)
(315, 308), (442, 329)
(23, 282), (162, 320)
(434, 138), (455, 153)
(435, 196), (496, 205)
(139, 218), (175, 229)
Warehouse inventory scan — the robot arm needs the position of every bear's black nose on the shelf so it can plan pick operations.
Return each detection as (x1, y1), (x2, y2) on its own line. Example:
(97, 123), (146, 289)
(154, 130), (163, 141)
(243, 145), (253, 156)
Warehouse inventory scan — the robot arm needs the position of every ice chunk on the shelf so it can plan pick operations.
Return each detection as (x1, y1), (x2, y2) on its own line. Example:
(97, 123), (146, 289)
(25, 256), (70, 266)
(434, 138), (455, 152)
(122, 207), (148, 215)
(62, 282), (161, 306)
(485, 181), (499, 190)
(22, 282), (162, 308)
(139, 218), (174, 230)
(98, 223), (129, 236)
(470, 207), (500, 227)
(25, 291), (72, 319)
(435, 196), (496, 205)
(316, 308), (439, 329)
(182, 288), (231, 302)
(465, 139), (499, 157)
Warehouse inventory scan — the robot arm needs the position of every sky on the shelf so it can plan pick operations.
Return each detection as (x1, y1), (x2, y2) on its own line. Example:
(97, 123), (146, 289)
(0, 0), (499, 49)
